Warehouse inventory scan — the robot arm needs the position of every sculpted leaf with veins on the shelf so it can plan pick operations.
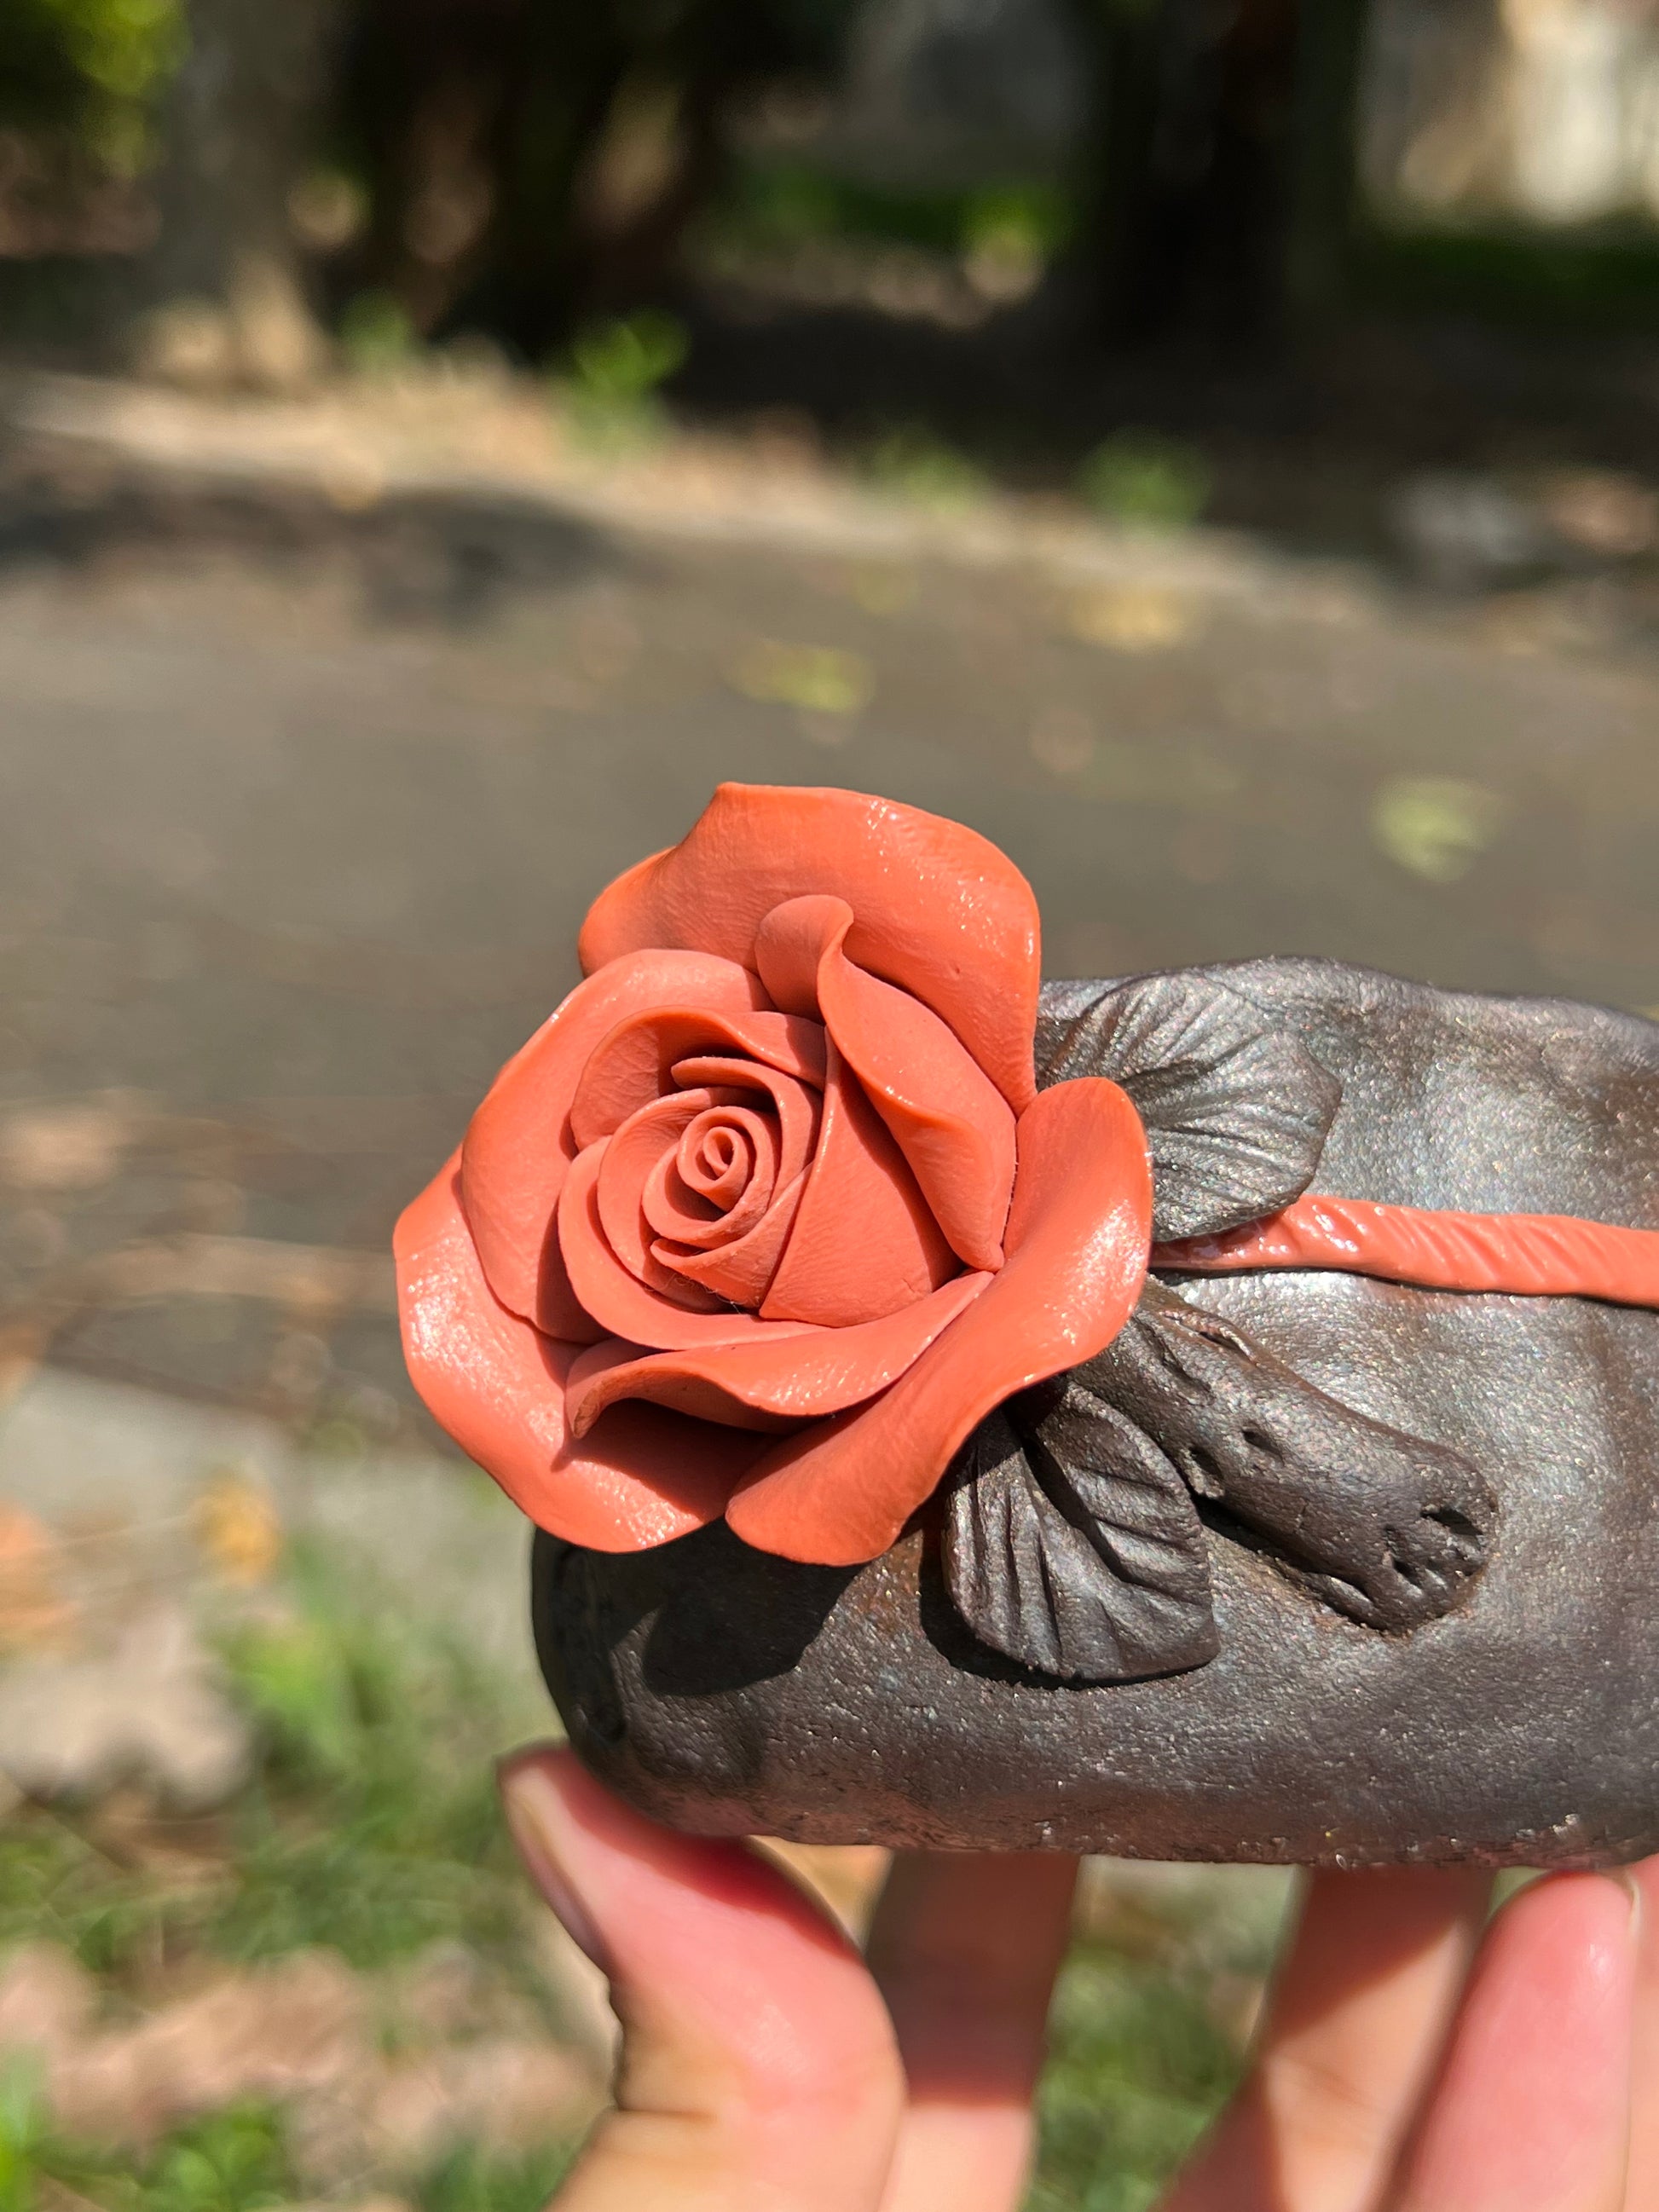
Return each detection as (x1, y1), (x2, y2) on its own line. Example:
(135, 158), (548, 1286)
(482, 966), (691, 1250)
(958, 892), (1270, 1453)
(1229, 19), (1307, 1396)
(398, 785), (1659, 1693)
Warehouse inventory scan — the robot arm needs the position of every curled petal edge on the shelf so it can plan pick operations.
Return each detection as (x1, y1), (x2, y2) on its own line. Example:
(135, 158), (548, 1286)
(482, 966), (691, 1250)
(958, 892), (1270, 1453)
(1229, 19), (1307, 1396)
(568, 1005), (824, 1151)
(578, 783), (1041, 1112)
(756, 893), (1015, 1272)
(558, 1139), (820, 1352)
(460, 950), (768, 1334)
(565, 1265), (991, 1435)
(725, 1077), (1153, 1565)
(394, 1158), (756, 1551)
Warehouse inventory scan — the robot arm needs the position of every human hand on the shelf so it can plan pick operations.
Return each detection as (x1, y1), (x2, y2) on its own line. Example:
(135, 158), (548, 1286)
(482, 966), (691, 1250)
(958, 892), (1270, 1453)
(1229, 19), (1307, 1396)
(499, 1745), (1652, 2212)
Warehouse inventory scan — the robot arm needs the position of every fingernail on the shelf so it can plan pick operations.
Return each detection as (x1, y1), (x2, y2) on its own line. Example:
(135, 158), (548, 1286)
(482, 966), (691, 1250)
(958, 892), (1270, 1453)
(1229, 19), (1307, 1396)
(498, 1750), (612, 1974)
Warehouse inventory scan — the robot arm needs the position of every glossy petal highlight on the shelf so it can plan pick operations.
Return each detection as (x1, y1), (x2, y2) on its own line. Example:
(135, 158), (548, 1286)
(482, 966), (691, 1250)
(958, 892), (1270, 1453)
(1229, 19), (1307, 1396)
(566, 1268), (991, 1434)
(394, 1158), (746, 1550)
(578, 784), (1041, 1111)
(568, 1006), (824, 1150)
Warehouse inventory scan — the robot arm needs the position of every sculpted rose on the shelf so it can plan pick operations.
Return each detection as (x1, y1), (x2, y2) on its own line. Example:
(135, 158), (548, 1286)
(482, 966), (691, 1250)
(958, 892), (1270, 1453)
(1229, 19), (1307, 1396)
(395, 784), (1152, 1565)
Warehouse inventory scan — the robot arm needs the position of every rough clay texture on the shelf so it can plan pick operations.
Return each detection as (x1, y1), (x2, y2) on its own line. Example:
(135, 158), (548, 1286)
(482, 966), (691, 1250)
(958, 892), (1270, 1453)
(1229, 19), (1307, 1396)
(534, 960), (1659, 1866)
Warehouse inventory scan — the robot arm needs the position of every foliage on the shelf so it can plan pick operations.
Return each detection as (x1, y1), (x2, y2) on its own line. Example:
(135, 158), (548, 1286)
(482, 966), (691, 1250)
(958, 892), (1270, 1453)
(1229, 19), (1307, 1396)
(209, 1548), (527, 1972)
(418, 2138), (579, 2212)
(864, 423), (986, 511)
(554, 310), (689, 453)
(0, 2091), (296, 2212)
(0, 1818), (170, 1984)
(0, 0), (182, 166)
(0, 2061), (48, 2212)
(0, 1545), (530, 1984)
(338, 289), (420, 373)
(0, 2105), (576, 2212)
(1355, 218), (1659, 332)
(1026, 1929), (1256, 2212)
(1077, 432), (1211, 532)
(108, 2104), (296, 2212)
(714, 161), (1072, 267)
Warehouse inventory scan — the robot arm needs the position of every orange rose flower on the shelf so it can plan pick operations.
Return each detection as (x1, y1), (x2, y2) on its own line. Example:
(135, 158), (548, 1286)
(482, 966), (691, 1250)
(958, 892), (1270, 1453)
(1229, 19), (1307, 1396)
(395, 784), (1152, 1566)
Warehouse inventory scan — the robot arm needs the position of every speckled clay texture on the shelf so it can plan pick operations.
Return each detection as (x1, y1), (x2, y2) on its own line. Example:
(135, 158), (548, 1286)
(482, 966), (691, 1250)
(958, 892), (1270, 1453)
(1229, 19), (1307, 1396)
(535, 961), (1659, 1867)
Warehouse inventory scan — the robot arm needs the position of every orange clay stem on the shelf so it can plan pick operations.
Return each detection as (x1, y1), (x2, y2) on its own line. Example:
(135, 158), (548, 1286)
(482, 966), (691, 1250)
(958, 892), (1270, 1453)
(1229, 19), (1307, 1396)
(1151, 1193), (1659, 1312)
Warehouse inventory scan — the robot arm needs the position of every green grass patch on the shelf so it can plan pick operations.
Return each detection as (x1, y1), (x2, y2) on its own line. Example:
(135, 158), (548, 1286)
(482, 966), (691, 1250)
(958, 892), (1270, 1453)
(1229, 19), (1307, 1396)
(417, 2138), (579, 2212)
(3, 2087), (577, 2212)
(1356, 217), (1659, 330)
(1077, 432), (1211, 531)
(708, 159), (1073, 265)
(0, 1544), (535, 1989)
(0, 2092), (296, 2212)
(863, 423), (986, 509)
(1027, 1935), (1246, 2211)
(0, 1538), (1287, 2211)
(210, 1553), (523, 1972)
(551, 309), (690, 455)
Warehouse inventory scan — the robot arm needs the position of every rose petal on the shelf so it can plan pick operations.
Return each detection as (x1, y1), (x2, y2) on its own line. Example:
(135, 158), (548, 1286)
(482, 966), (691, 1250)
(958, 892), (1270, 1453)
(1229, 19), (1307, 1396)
(758, 895), (1016, 1273)
(725, 1077), (1152, 1565)
(568, 1007), (825, 1150)
(558, 1138), (820, 1350)
(679, 1106), (769, 1210)
(564, 1338), (795, 1435)
(394, 1157), (755, 1549)
(578, 783), (1041, 1111)
(460, 950), (766, 1334)
(644, 1145), (754, 1247)
(670, 1055), (821, 1195)
(566, 1267), (991, 1433)
(654, 1170), (806, 1306)
(761, 1037), (959, 1327)
(595, 1089), (755, 1312)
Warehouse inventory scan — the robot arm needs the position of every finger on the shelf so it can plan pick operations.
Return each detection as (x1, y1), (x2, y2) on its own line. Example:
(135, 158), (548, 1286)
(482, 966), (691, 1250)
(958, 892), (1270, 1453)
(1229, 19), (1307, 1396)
(1619, 1855), (1659, 2209)
(1164, 1867), (1492, 2212)
(1390, 1868), (1639, 2212)
(866, 1851), (1078, 2212)
(499, 1746), (905, 2212)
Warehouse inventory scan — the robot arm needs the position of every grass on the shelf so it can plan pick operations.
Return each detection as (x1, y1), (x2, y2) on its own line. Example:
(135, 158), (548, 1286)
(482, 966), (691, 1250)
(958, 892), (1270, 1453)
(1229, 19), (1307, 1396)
(0, 1545), (582, 2208)
(0, 1539), (1284, 2209)
(0, 2082), (297, 2212)
(1029, 1936), (1251, 2211)
(0, 1545), (531, 1985)
(706, 160), (1072, 267)
(417, 2139), (580, 2212)
(210, 1557), (524, 1972)
(1077, 432), (1211, 532)
(552, 310), (689, 456)
(0, 2084), (578, 2212)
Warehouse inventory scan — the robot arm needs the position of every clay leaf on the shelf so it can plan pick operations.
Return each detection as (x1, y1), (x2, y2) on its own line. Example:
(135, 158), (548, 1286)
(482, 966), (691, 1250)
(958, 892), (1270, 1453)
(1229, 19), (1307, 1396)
(942, 1379), (1218, 1684)
(1036, 973), (1342, 1241)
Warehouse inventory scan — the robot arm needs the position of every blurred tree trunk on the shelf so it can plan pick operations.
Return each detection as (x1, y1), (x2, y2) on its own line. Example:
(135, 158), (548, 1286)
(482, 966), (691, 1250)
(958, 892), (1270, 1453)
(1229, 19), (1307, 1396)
(134, 0), (343, 390)
(1286, 0), (1372, 315)
(1066, 0), (1373, 345)
(339, 0), (632, 357)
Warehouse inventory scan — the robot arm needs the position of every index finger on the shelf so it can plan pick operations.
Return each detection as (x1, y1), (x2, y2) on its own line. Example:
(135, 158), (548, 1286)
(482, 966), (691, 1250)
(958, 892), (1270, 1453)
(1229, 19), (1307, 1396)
(869, 1850), (1080, 2212)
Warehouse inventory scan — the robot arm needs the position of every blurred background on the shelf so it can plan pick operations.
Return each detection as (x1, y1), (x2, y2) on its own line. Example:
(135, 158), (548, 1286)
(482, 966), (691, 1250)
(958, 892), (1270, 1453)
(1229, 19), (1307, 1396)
(0, 0), (1656, 2205)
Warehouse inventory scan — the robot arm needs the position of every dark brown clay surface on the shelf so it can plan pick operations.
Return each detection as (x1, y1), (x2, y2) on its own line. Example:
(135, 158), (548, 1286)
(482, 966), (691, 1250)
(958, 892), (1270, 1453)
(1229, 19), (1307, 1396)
(534, 960), (1659, 1865)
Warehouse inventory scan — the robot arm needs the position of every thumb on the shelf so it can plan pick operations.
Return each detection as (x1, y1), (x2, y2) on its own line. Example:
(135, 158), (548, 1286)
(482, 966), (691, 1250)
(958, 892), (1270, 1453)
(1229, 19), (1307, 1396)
(500, 1746), (905, 2212)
